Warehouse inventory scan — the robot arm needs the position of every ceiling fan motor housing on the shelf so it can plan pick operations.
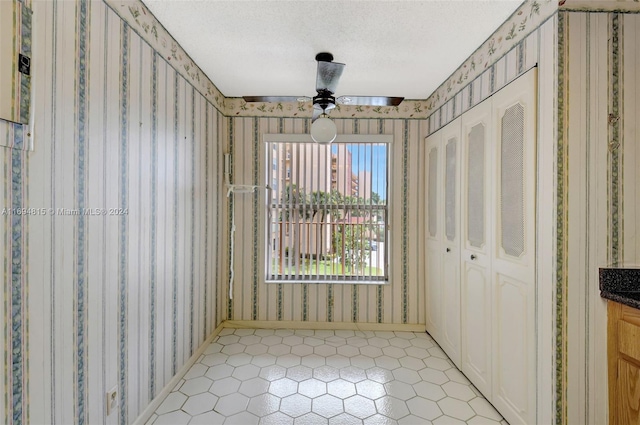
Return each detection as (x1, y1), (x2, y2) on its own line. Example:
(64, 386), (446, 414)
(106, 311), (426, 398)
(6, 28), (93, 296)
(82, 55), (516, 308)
(313, 91), (336, 113)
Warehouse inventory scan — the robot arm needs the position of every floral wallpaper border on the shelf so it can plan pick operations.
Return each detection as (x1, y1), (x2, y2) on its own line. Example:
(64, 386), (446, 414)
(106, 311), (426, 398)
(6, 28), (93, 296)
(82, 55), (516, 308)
(104, 0), (228, 113)
(105, 0), (557, 120)
(559, 1), (640, 12)
(419, 0), (556, 115)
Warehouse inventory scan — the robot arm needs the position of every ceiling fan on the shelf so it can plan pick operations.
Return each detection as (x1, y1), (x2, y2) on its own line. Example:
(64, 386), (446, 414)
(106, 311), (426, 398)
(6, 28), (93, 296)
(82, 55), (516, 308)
(243, 52), (404, 143)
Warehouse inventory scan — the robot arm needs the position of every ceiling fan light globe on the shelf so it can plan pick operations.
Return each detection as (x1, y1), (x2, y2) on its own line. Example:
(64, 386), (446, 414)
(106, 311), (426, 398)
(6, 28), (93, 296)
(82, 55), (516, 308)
(311, 117), (337, 145)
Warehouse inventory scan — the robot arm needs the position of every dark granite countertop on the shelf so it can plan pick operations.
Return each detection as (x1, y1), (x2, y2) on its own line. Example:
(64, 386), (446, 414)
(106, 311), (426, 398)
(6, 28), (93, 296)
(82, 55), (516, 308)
(600, 266), (640, 310)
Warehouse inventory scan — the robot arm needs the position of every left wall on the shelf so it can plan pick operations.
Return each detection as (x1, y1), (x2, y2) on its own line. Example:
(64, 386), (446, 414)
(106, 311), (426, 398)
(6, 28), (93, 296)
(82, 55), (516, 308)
(1, 1), (223, 424)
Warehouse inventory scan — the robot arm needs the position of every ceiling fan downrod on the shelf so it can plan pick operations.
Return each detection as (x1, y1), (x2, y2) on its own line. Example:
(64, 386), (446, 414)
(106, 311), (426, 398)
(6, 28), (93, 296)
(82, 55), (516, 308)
(315, 52), (334, 62)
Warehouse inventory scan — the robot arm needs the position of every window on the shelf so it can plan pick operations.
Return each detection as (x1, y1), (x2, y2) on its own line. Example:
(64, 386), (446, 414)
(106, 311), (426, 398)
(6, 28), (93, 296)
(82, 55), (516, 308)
(265, 135), (390, 283)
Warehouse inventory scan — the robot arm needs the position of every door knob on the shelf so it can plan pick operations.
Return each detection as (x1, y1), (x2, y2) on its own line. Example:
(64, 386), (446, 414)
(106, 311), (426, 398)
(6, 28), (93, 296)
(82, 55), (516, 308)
(446, 248), (451, 253)
(470, 254), (477, 260)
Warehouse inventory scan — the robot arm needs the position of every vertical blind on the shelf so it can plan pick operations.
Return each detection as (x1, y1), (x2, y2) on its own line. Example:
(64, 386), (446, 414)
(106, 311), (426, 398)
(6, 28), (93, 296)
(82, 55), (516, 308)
(265, 139), (389, 283)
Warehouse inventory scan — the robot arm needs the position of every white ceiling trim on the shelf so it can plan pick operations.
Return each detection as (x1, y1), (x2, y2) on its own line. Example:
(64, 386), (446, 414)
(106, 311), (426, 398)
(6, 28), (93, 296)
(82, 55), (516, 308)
(106, 0), (556, 120)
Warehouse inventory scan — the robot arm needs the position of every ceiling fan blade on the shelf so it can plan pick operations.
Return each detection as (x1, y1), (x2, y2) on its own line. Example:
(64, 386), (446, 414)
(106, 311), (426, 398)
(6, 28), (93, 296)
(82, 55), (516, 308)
(243, 96), (307, 103)
(336, 96), (404, 106)
(316, 61), (345, 94)
(311, 105), (323, 123)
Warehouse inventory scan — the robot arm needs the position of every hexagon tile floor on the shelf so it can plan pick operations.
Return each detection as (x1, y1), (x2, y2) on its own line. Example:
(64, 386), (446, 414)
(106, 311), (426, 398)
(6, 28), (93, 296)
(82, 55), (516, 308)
(147, 328), (509, 425)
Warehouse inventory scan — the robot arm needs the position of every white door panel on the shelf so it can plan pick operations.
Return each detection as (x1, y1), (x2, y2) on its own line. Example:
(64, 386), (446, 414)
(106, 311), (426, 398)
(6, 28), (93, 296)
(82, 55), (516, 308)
(441, 252), (460, 367)
(426, 244), (442, 339)
(491, 69), (537, 425)
(440, 118), (462, 367)
(425, 132), (442, 339)
(461, 263), (492, 394)
(460, 99), (493, 396)
(493, 274), (530, 422)
(443, 122), (461, 248)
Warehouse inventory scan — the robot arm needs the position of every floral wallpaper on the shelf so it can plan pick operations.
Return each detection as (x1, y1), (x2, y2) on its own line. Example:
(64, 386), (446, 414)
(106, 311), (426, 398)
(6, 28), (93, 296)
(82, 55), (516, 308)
(105, 0), (227, 113)
(559, 0), (640, 12)
(105, 0), (557, 120)
(423, 0), (556, 114)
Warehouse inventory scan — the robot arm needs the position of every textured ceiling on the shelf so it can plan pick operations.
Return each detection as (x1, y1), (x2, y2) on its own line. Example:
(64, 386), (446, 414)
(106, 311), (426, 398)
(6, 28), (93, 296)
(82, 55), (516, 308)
(142, 1), (523, 100)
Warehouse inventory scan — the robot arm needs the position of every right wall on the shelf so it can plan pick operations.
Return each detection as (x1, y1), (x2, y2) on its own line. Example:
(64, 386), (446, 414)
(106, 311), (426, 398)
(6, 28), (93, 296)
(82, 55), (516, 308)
(563, 10), (640, 425)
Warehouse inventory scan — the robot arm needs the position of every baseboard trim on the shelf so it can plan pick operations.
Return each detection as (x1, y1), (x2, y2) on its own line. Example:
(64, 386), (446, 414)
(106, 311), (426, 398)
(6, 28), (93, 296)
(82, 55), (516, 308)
(132, 322), (226, 425)
(223, 320), (426, 333)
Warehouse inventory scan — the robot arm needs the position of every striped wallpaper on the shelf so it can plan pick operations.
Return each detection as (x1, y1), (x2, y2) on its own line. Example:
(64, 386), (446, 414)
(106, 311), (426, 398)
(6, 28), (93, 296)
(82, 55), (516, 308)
(0, 0), (32, 150)
(1, 1), (223, 424)
(223, 117), (428, 326)
(0, 1), (561, 423)
(563, 11), (640, 425)
(426, 26), (542, 136)
(3, 0), (637, 424)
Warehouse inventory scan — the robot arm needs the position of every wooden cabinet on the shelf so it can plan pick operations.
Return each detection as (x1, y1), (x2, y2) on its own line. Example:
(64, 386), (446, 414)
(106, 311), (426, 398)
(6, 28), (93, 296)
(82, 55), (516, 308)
(608, 300), (640, 425)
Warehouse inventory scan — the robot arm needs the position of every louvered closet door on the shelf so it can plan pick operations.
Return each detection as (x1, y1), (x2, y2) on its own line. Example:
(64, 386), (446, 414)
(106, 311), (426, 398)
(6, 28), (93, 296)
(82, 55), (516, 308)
(460, 98), (493, 397)
(425, 130), (443, 341)
(490, 69), (537, 425)
(440, 117), (462, 368)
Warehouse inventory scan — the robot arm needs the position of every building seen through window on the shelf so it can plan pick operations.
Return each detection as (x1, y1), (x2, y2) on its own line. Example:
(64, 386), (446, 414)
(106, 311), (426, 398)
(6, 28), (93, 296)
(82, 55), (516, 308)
(266, 139), (388, 283)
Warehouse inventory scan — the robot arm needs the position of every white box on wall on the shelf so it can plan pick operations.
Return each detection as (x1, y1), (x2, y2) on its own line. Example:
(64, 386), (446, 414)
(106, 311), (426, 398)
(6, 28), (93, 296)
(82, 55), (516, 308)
(0, 0), (32, 125)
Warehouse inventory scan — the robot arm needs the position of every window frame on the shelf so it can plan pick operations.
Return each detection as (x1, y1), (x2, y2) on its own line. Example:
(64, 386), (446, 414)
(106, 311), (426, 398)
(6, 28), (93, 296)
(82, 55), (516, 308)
(263, 133), (393, 285)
